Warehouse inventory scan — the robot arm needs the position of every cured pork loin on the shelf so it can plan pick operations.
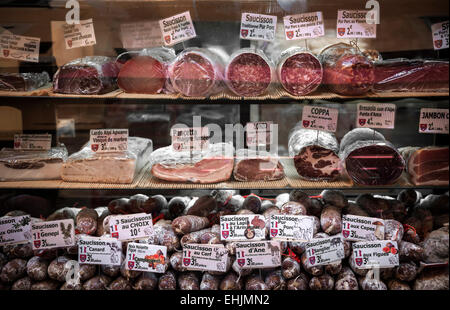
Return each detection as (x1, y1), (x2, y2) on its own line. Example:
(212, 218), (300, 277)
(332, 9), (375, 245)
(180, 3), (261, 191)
(150, 143), (234, 184)
(399, 146), (449, 186)
(233, 149), (285, 181)
(288, 127), (340, 181)
(53, 56), (120, 95)
(0, 72), (50, 91)
(340, 128), (405, 186)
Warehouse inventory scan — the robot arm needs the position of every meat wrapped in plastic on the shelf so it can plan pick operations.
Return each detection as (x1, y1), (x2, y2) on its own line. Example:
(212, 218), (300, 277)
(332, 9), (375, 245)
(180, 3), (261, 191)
(0, 72), (50, 91)
(233, 149), (284, 181)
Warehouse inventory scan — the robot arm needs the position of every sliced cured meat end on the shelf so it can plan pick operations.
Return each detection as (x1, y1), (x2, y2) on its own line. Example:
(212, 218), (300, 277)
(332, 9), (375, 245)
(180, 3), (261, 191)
(406, 147), (449, 186)
(412, 170), (449, 186)
(226, 52), (272, 97)
(118, 56), (166, 94)
(409, 147), (449, 165)
(151, 158), (234, 183)
(233, 158), (285, 181)
(279, 52), (322, 96)
(294, 145), (340, 181)
(0, 72), (50, 91)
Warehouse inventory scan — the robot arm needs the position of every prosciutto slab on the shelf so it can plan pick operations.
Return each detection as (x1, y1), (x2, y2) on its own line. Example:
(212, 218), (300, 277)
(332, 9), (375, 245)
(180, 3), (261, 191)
(233, 149), (284, 181)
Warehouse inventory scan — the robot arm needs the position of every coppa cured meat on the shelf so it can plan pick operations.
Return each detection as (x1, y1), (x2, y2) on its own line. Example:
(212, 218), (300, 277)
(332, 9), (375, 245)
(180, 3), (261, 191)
(340, 128), (405, 186)
(399, 146), (449, 186)
(150, 143), (234, 183)
(288, 127), (340, 181)
(0, 72), (50, 91)
(320, 43), (374, 96)
(233, 149), (284, 181)
(277, 48), (323, 96)
(53, 56), (120, 95)
(226, 49), (273, 97)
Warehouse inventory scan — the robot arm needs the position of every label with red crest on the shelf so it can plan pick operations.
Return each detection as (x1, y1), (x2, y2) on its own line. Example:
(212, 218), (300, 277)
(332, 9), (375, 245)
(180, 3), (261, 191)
(246, 122), (273, 146)
(342, 214), (385, 242)
(356, 103), (396, 129)
(235, 241), (281, 269)
(0, 215), (31, 246)
(269, 215), (314, 242)
(182, 244), (228, 272)
(120, 20), (163, 48)
(305, 236), (345, 267)
(336, 10), (376, 38)
(13, 134), (51, 151)
(78, 236), (122, 266)
(220, 215), (266, 241)
(159, 11), (196, 46)
(431, 21), (449, 50)
(352, 240), (399, 269)
(63, 18), (96, 49)
(125, 242), (167, 273)
(0, 31), (40, 63)
(89, 129), (128, 153)
(301, 106), (338, 132)
(240, 13), (277, 41)
(31, 219), (75, 250)
(418, 108), (449, 134)
(283, 11), (325, 40)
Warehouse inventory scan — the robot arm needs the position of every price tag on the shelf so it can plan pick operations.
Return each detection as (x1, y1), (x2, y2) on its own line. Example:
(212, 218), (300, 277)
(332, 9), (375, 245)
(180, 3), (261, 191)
(182, 244), (228, 272)
(63, 18), (96, 49)
(0, 32), (40, 63)
(0, 215), (32, 246)
(220, 215), (266, 241)
(356, 103), (396, 129)
(159, 11), (196, 46)
(352, 240), (399, 269)
(31, 219), (75, 250)
(120, 21), (163, 49)
(269, 214), (314, 241)
(235, 241), (281, 269)
(240, 13), (277, 41)
(283, 12), (325, 40)
(246, 122), (272, 146)
(78, 236), (122, 266)
(89, 129), (128, 153)
(336, 10), (376, 38)
(431, 21), (449, 50)
(342, 214), (385, 242)
(109, 213), (154, 241)
(13, 134), (51, 151)
(419, 108), (449, 134)
(125, 242), (167, 273)
(171, 127), (209, 152)
(301, 106), (339, 132)
(305, 236), (345, 267)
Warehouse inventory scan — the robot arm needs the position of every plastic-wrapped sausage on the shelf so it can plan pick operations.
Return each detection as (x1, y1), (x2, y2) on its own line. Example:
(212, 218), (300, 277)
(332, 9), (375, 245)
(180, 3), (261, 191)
(413, 268), (449, 290)
(245, 274), (269, 290)
(280, 201), (307, 215)
(321, 190), (348, 210)
(180, 225), (220, 246)
(128, 194), (149, 213)
(26, 256), (49, 281)
(220, 272), (243, 290)
(2, 243), (34, 259)
(399, 241), (424, 262)
(325, 260), (342, 276)
(133, 272), (158, 290)
(75, 208), (98, 235)
(334, 267), (358, 290)
(301, 252), (323, 276)
(120, 260), (141, 280)
(265, 270), (286, 290)
(395, 262), (418, 282)
(282, 256), (301, 279)
(170, 252), (187, 272)
(167, 197), (190, 220)
(186, 195), (217, 217)
(153, 219), (180, 252)
(387, 279), (411, 290)
(101, 261), (121, 278)
(108, 276), (132, 290)
(108, 198), (130, 215)
(95, 207), (110, 236)
(178, 272), (200, 290)
(60, 281), (83, 290)
(242, 194), (262, 214)
(349, 253), (368, 277)
(47, 256), (71, 282)
(82, 275), (112, 290)
(78, 264), (97, 282)
(159, 271), (177, 290)
(320, 205), (342, 235)
(31, 279), (61, 290)
(385, 219), (404, 244)
(422, 227), (449, 263)
(200, 272), (221, 290)
(172, 215), (209, 235)
(286, 273), (309, 290)
(11, 276), (32, 290)
(309, 273), (334, 290)
(359, 273), (387, 290)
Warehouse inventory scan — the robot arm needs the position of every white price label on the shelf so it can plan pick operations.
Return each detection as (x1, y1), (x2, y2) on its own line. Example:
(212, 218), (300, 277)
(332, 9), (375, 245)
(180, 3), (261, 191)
(337, 10), (376, 38)
(159, 11), (196, 46)
(269, 214), (314, 241)
(125, 242), (167, 273)
(431, 21), (449, 50)
(109, 213), (154, 241)
(240, 13), (277, 41)
(353, 240), (399, 269)
(301, 106), (339, 132)
(13, 134), (51, 151)
(0, 215), (32, 246)
(419, 108), (449, 134)
(342, 214), (385, 242)
(246, 122), (272, 146)
(356, 103), (396, 129)
(220, 215), (266, 241)
(182, 244), (228, 272)
(89, 129), (128, 153)
(305, 236), (345, 267)
(120, 21), (163, 49)
(171, 127), (209, 152)
(63, 18), (96, 49)
(235, 241), (281, 269)
(0, 32), (40, 63)
(78, 236), (122, 266)
(283, 12), (325, 40)
(31, 219), (75, 250)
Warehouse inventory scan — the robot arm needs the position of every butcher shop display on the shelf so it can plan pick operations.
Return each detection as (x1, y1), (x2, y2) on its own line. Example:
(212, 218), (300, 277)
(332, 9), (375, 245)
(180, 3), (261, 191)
(0, 72), (50, 91)
(233, 149), (285, 181)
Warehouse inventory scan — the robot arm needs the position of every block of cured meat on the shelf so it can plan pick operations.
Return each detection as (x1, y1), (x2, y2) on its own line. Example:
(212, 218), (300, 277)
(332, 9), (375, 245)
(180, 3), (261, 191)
(0, 72), (50, 91)
(339, 128), (405, 186)
(276, 47), (323, 96)
(0, 146), (68, 181)
(117, 47), (175, 94)
(319, 43), (374, 96)
(61, 137), (152, 184)
(168, 48), (224, 97)
(225, 48), (273, 97)
(150, 143), (234, 183)
(53, 56), (120, 95)
(233, 149), (285, 181)
(288, 126), (340, 181)
(374, 59), (449, 93)
(399, 146), (449, 186)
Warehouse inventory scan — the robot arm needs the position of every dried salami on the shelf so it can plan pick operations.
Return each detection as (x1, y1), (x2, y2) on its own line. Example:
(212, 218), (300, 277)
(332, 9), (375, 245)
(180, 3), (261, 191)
(172, 215), (209, 235)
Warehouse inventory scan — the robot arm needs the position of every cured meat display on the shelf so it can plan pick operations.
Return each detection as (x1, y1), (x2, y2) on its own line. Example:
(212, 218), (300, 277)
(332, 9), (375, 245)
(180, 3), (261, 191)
(399, 146), (449, 186)
(288, 126), (340, 181)
(339, 128), (405, 186)
(117, 47), (175, 94)
(150, 143), (234, 183)
(233, 149), (284, 181)
(61, 137), (153, 184)
(225, 48), (273, 97)
(0, 146), (68, 181)
(53, 56), (120, 95)
(277, 47), (323, 96)
(319, 43), (374, 96)
(374, 59), (449, 93)
(0, 72), (50, 91)
(168, 48), (224, 97)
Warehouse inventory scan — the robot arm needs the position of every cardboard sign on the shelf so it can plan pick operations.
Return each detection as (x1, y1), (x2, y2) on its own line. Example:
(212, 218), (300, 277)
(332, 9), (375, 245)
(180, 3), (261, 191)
(336, 10), (376, 38)
(120, 20), (163, 48)
(356, 103), (396, 129)
(31, 219), (75, 250)
(63, 18), (96, 49)
(125, 242), (167, 273)
(305, 236), (345, 267)
(269, 215), (314, 241)
(171, 127), (209, 152)
(160, 11), (196, 46)
(109, 213), (154, 241)
(342, 214), (385, 242)
(182, 244), (228, 272)
(283, 12), (325, 40)
(301, 106), (339, 132)
(431, 21), (449, 50)
(78, 236), (122, 266)
(13, 134), (51, 151)
(89, 129), (128, 153)
(352, 240), (399, 269)
(220, 215), (266, 241)
(246, 122), (273, 146)
(0, 215), (32, 246)
(0, 32), (40, 62)
(240, 13), (277, 41)
(235, 241), (282, 269)
(418, 108), (449, 134)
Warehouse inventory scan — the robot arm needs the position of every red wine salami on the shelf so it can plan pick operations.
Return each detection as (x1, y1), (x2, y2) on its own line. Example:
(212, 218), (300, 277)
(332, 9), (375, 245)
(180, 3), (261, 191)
(233, 149), (285, 181)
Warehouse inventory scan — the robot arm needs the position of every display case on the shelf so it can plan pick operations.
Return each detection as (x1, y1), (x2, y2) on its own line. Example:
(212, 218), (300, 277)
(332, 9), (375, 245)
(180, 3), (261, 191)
(0, 0), (448, 295)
